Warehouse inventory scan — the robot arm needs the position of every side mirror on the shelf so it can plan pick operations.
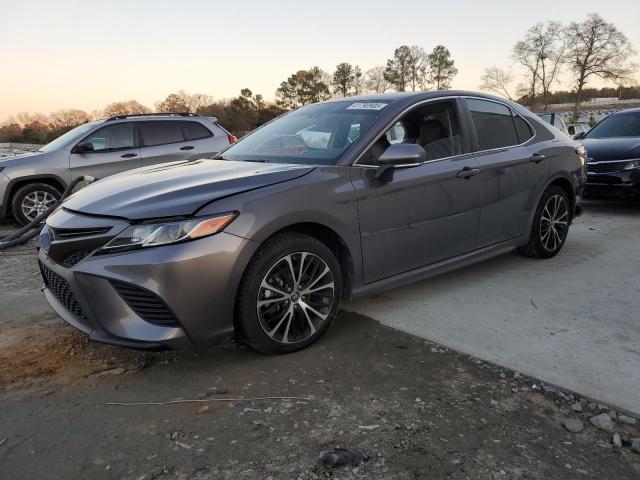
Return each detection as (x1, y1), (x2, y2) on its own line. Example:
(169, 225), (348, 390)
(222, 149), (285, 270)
(376, 143), (426, 179)
(74, 142), (95, 154)
(573, 132), (586, 140)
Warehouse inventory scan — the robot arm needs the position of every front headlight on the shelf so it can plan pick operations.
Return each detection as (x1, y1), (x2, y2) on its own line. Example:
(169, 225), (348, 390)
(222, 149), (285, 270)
(623, 159), (640, 170)
(101, 212), (238, 252)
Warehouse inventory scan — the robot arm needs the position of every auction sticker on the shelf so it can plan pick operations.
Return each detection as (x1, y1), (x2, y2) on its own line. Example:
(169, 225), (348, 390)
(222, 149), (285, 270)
(346, 102), (388, 110)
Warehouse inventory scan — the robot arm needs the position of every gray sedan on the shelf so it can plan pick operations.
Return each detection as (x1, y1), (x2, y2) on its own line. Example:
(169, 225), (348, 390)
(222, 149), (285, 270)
(38, 91), (586, 353)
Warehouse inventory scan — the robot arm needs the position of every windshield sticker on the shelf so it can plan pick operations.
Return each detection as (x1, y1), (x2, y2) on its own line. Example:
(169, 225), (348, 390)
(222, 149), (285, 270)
(346, 102), (388, 111)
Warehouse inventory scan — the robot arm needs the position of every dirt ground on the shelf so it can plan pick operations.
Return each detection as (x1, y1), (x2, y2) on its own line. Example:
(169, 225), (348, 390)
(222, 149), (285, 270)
(1, 222), (640, 479)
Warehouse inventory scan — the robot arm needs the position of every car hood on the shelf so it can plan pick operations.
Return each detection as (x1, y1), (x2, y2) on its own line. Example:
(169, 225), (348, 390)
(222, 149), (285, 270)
(581, 137), (640, 161)
(62, 159), (314, 220)
(0, 150), (47, 166)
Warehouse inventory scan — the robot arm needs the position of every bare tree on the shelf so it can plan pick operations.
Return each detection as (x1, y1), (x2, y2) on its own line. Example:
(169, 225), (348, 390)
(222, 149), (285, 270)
(102, 100), (150, 118)
(156, 91), (213, 113)
(479, 67), (515, 99)
(48, 109), (90, 130)
(513, 37), (542, 104)
(365, 66), (390, 93)
(566, 14), (637, 112)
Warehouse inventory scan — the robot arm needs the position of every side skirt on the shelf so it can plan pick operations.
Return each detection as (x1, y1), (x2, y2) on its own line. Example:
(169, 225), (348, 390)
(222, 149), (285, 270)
(351, 235), (529, 299)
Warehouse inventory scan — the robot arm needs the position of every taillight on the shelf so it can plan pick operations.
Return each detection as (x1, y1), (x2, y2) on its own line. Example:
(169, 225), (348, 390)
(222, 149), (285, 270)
(228, 135), (237, 144)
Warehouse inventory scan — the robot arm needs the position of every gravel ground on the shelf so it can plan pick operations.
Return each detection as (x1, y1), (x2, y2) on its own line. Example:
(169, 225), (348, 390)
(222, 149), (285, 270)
(1, 219), (639, 479)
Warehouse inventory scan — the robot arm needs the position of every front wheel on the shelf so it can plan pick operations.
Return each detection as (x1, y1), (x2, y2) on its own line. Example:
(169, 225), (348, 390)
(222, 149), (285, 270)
(519, 185), (571, 259)
(236, 233), (343, 353)
(11, 183), (61, 226)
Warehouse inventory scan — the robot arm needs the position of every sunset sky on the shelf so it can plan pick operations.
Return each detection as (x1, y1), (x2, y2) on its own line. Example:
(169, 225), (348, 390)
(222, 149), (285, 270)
(1, 0), (639, 121)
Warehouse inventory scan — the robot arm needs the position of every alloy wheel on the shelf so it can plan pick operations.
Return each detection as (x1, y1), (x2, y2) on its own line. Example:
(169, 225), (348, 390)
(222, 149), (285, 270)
(256, 252), (335, 344)
(539, 194), (568, 252)
(21, 191), (57, 222)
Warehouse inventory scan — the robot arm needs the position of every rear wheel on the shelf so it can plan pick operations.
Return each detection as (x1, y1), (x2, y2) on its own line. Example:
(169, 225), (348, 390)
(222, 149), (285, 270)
(519, 185), (571, 258)
(236, 233), (342, 353)
(11, 183), (61, 226)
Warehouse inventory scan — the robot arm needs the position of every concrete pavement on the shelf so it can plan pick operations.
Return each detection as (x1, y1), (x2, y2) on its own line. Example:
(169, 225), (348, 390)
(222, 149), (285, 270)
(346, 200), (640, 414)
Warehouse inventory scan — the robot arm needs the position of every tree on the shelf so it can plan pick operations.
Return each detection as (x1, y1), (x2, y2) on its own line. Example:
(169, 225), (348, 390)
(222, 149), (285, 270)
(276, 67), (331, 109)
(565, 14), (637, 112)
(155, 93), (190, 113)
(102, 100), (150, 118)
(408, 46), (429, 91)
(365, 66), (390, 93)
(0, 123), (22, 142)
(352, 66), (364, 95)
(384, 46), (413, 92)
(48, 109), (90, 131)
(479, 67), (515, 99)
(427, 45), (458, 90)
(333, 62), (355, 97)
(513, 22), (567, 109)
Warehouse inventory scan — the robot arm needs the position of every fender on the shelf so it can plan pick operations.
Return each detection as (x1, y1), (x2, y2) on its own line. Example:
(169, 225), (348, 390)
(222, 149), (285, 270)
(1, 174), (68, 219)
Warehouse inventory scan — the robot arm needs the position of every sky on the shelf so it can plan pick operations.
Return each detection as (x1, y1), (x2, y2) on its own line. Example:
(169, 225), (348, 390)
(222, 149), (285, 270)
(1, 0), (639, 121)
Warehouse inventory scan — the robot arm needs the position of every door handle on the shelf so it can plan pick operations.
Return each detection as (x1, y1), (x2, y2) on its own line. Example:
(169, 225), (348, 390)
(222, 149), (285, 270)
(120, 153), (137, 158)
(180, 145), (195, 151)
(457, 166), (480, 179)
(529, 152), (546, 163)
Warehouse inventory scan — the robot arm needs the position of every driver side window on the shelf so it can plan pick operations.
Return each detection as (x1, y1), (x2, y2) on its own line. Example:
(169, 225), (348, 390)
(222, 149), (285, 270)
(80, 123), (135, 152)
(360, 100), (463, 165)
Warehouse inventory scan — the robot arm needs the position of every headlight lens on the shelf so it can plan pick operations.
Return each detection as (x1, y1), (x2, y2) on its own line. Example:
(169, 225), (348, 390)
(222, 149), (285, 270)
(624, 159), (640, 170)
(102, 212), (238, 252)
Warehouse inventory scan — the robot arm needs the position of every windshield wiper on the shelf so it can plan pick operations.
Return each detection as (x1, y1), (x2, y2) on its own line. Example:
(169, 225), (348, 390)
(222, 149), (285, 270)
(212, 154), (228, 160)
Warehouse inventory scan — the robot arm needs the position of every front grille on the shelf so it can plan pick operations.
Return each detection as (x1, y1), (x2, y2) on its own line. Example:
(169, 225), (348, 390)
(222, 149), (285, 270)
(110, 280), (180, 328)
(39, 261), (87, 320)
(587, 162), (626, 174)
(63, 250), (91, 268)
(50, 227), (111, 241)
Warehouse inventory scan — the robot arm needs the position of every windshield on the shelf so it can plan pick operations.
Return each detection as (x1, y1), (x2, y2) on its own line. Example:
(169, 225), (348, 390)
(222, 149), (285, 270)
(39, 121), (102, 153)
(585, 111), (640, 139)
(220, 101), (391, 165)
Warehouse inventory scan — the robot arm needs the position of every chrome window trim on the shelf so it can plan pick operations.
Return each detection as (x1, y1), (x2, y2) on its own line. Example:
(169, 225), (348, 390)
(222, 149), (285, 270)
(588, 159), (637, 164)
(352, 95), (537, 169)
(352, 96), (465, 168)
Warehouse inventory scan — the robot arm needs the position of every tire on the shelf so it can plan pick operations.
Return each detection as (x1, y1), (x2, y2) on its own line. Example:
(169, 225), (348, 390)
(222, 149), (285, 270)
(236, 233), (343, 354)
(11, 183), (61, 226)
(518, 185), (571, 259)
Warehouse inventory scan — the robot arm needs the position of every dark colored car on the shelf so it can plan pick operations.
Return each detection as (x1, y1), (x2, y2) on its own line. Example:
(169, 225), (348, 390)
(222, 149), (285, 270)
(38, 91), (586, 353)
(577, 108), (640, 198)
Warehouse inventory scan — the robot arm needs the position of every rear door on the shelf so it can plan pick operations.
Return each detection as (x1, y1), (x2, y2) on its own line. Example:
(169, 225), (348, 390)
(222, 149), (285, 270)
(139, 121), (201, 167)
(69, 122), (141, 181)
(182, 120), (227, 158)
(463, 98), (548, 246)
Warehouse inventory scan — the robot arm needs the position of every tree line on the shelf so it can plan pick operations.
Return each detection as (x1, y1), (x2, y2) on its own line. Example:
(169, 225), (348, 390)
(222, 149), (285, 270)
(479, 13), (637, 112)
(1, 44), (458, 144)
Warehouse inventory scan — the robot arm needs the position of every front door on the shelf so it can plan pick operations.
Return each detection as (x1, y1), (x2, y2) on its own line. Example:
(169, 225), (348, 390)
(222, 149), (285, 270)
(352, 99), (482, 284)
(69, 122), (140, 181)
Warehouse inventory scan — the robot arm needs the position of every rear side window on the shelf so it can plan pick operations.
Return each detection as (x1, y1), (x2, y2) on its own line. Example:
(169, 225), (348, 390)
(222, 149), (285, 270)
(513, 114), (534, 143)
(140, 121), (185, 146)
(183, 121), (213, 140)
(466, 99), (519, 151)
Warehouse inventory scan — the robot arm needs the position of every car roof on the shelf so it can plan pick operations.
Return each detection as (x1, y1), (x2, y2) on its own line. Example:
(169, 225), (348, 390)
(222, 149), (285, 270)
(322, 90), (513, 104)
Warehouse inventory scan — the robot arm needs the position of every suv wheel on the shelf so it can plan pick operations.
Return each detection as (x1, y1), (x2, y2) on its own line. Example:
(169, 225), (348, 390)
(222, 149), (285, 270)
(236, 233), (342, 353)
(11, 183), (61, 226)
(519, 185), (570, 259)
